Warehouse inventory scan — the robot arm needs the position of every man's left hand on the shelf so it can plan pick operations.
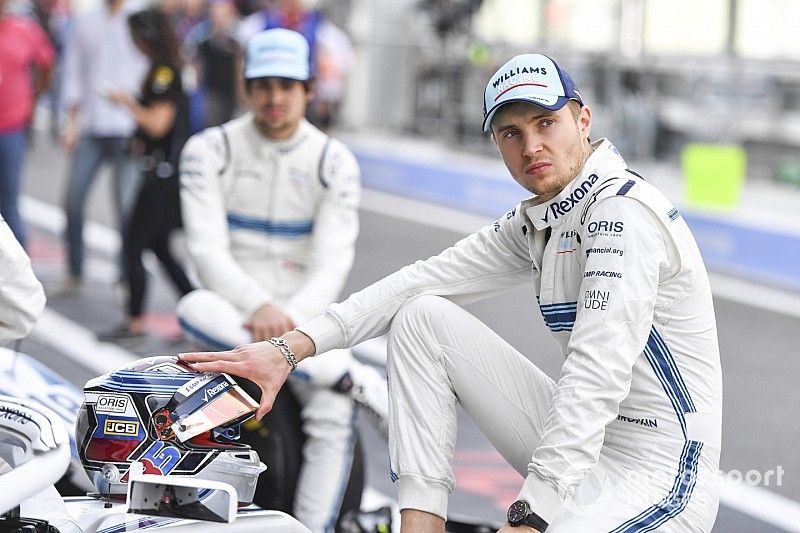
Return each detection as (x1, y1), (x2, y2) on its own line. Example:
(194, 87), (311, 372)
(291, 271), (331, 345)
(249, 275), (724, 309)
(244, 303), (296, 341)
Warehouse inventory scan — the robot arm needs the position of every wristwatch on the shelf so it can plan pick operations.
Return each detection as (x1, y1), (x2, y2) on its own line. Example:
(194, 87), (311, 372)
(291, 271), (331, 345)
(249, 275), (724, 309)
(506, 500), (549, 530)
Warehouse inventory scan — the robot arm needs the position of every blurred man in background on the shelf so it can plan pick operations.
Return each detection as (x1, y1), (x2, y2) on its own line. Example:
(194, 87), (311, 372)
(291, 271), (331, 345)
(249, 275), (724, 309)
(237, 0), (353, 130)
(186, 0), (242, 128)
(0, 0), (54, 248)
(60, 0), (147, 288)
(312, 8), (353, 130)
(181, 52), (722, 533)
(237, 0), (321, 52)
(177, 28), (387, 532)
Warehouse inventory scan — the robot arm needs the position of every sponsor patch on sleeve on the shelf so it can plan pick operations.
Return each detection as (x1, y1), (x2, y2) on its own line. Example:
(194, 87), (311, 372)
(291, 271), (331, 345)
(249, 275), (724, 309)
(152, 66), (175, 94)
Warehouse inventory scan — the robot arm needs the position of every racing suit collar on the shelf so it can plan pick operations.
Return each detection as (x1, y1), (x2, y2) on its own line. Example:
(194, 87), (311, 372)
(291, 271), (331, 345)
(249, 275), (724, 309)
(246, 115), (311, 153)
(525, 138), (626, 231)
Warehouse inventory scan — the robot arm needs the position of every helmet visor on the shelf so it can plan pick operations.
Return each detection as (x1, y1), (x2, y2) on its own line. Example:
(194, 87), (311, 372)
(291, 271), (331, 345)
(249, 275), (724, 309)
(168, 373), (258, 442)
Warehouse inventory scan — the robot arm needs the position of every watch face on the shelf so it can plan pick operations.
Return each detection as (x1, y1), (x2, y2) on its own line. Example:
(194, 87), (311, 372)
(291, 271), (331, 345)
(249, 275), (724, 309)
(507, 499), (529, 525)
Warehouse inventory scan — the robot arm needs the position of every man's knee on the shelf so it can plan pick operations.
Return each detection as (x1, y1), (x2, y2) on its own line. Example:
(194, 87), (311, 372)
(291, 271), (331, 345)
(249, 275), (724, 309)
(177, 289), (245, 349)
(391, 295), (454, 334)
(388, 295), (458, 364)
(176, 289), (216, 321)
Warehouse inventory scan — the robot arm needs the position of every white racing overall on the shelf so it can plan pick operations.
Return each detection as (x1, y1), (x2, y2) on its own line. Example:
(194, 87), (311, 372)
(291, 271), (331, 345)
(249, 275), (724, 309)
(299, 140), (722, 532)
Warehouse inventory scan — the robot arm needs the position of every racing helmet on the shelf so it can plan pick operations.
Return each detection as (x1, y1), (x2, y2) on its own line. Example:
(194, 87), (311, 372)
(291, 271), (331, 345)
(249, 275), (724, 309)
(76, 356), (266, 504)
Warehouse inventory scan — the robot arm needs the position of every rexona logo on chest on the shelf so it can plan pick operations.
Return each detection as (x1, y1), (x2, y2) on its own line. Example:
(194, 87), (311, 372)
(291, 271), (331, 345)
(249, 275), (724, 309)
(203, 381), (230, 402)
(543, 174), (598, 222)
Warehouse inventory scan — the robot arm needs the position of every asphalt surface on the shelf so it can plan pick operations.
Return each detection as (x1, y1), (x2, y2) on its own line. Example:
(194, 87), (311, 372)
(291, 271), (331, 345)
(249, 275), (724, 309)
(16, 131), (800, 532)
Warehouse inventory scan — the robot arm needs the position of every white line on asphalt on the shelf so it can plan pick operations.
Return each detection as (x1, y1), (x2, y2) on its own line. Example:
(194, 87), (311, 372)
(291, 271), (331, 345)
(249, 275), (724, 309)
(720, 474), (800, 532)
(361, 188), (492, 235)
(20, 192), (800, 528)
(32, 308), (137, 375)
(21, 195), (120, 257)
(708, 273), (800, 319)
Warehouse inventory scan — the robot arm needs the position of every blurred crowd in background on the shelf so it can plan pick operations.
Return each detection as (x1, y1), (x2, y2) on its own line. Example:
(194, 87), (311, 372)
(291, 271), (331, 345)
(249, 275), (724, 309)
(0, 0), (355, 257)
(5, 0), (354, 136)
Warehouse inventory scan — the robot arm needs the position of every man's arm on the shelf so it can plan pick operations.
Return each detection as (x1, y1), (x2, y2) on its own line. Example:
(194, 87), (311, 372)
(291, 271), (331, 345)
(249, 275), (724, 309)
(283, 141), (361, 323)
(0, 221), (45, 343)
(182, 204), (534, 417)
(516, 196), (669, 524)
(297, 204), (534, 354)
(179, 132), (275, 316)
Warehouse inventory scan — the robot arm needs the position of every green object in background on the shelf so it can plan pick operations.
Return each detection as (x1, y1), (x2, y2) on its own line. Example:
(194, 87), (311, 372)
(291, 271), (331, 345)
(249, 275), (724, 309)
(775, 159), (800, 186)
(467, 43), (490, 66)
(681, 143), (747, 209)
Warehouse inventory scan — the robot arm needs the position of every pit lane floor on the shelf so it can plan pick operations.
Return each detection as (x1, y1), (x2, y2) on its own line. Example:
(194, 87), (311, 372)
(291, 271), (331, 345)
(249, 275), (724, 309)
(16, 133), (800, 532)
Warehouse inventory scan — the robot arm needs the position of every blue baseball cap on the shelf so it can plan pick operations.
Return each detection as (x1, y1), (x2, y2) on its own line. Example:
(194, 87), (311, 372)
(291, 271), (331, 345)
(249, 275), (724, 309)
(482, 53), (583, 132)
(244, 28), (310, 81)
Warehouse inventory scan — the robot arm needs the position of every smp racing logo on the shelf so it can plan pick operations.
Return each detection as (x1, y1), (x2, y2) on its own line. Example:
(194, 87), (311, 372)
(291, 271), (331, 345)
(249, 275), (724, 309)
(542, 174), (598, 223)
(203, 381), (229, 402)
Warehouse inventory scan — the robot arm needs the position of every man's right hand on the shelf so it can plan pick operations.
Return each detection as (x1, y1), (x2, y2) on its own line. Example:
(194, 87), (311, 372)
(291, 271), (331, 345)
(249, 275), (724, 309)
(245, 303), (296, 341)
(179, 330), (316, 419)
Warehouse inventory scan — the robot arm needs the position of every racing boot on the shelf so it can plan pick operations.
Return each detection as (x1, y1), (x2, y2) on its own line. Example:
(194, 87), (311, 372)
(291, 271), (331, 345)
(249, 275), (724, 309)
(334, 363), (389, 437)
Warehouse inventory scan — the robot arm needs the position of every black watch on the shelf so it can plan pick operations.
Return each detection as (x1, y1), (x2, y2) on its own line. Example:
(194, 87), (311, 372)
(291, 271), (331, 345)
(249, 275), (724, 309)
(506, 500), (549, 530)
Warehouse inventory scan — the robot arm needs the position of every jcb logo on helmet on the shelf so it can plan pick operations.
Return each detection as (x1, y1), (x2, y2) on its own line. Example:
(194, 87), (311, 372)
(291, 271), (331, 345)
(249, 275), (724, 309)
(104, 419), (139, 436)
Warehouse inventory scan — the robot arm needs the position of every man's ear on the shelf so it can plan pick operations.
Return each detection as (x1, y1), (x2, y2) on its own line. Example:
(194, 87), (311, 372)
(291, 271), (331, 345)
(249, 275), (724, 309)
(579, 104), (592, 141)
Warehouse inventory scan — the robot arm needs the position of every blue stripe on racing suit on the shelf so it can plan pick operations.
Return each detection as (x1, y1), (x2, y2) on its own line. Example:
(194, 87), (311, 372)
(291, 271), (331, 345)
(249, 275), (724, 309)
(227, 213), (314, 237)
(610, 327), (702, 532)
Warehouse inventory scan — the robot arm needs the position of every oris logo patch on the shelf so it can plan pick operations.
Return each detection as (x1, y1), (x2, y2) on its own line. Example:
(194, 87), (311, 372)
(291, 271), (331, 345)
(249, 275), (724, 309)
(587, 220), (624, 234)
(96, 395), (129, 414)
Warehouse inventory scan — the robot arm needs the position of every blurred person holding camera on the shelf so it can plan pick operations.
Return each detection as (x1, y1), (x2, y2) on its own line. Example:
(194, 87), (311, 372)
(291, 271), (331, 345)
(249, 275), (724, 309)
(100, 7), (194, 341)
(60, 0), (147, 288)
(0, 0), (54, 248)
(176, 28), (388, 532)
(181, 52), (723, 533)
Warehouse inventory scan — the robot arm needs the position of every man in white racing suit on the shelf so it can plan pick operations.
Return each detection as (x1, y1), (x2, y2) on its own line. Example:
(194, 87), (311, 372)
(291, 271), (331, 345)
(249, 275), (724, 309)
(181, 53), (722, 533)
(1, 216), (45, 344)
(176, 28), (387, 533)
